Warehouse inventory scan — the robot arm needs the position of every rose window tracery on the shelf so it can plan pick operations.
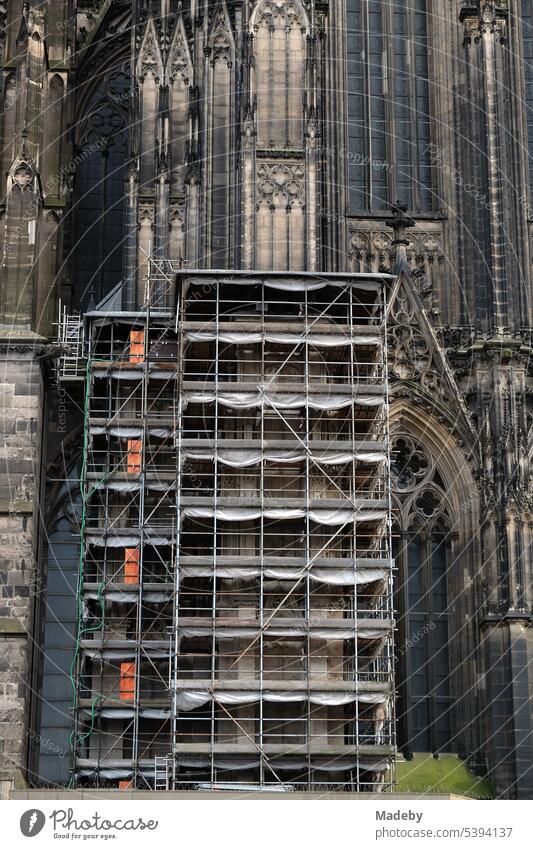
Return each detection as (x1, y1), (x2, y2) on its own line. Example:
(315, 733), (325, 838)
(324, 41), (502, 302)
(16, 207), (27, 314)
(390, 437), (431, 492)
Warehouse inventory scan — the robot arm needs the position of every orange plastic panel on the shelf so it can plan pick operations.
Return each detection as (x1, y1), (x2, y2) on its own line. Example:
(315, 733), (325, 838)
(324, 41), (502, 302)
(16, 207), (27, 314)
(119, 662), (136, 701)
(127, 439), (142, 474)
(129, 330), (144, 364)
(124, 547), (140, 585)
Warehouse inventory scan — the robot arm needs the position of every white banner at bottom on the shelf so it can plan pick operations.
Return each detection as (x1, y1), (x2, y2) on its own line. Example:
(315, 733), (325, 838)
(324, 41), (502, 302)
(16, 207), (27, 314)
(1, 798), (530, 849)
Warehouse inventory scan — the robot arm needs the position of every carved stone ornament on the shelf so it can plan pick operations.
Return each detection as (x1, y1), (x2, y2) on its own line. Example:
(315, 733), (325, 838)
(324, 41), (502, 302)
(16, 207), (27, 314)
(349, 228), (443, 275)
(137, 19), (163, 80)
(391, 435), (451, 531)
(208, 3), (233, 67)
(257, 162), (305, 208)
(463, 15), (480, 44)
(168, 16), (192, 82)
(252, 0), (307, 32)
(9, 144), (37, 192)
(388, 280), (442, 392)
(170, 206), (185, 225)
(390, 436), (432, 493)
(12, 163), (34, 190)
(138, 206), (154, 224)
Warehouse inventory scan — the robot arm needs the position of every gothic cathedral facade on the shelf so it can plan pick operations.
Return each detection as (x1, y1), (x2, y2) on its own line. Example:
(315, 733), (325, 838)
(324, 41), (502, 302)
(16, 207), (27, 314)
(0, 0), (532, 797)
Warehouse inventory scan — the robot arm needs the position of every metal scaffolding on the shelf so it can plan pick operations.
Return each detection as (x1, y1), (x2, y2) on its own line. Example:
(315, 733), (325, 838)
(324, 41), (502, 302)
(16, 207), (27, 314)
(58, 265), (396, 792)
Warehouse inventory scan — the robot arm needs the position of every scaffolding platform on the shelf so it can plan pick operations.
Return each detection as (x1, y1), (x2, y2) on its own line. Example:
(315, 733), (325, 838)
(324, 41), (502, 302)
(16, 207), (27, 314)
(62, 268), (396, 792)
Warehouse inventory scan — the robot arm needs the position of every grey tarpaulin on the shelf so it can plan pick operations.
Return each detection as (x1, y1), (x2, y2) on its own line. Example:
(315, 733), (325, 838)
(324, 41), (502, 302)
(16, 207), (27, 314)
(103, 479), (177, 492)
(89, 426), (171, 438)
(149, 369), (178, 380)
(178, 625), (386, 640)
(146, 481), (177, 491)
(181, 390), (383, 410)
(81, 647), (169, 660)
(90, 709), (134, 719)
(186, 331), (380, 347)
(106, 480), (140, 492)
(178, 565), (387, 584)
(86, 534), (140, 547)
(95, 369), (143, 380)
(77, 758), (389, 776)
(181, 506), (386, 524)
(141, 709), (171, 720)
(84, 591), (171, 603)
(84, 591), (138, 603)
(86, 534), (172, 547)
(150, 427), (172, 439)
(77, 768), (132, 779)
(81, 708), (171, 720)
(109, 426), (143, 437)
(182, 447), (386, 466)
(174, 756), (389, 772)
(144, 533), (173, 545)
(175, 689), (388, 711)
(186, 276), (387, 292)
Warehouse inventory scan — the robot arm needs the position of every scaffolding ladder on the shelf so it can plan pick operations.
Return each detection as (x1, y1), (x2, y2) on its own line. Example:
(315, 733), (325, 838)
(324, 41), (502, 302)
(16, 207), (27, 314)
(56, 301), (85, 382)
(154, 755), (173, 791)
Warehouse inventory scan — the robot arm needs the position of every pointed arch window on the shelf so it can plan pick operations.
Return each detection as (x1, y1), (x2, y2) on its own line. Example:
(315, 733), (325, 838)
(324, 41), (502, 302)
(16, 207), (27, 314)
(72, 66), (129, 308)
(42, 73), (65, 200)
(346, 0), (434, 212)
(392, 436), (454, 755)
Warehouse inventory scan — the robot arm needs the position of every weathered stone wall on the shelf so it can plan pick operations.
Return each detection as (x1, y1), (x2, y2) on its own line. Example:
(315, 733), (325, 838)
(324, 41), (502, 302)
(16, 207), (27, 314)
(0, 344), (43, 787)
(483, 622), (533, 800)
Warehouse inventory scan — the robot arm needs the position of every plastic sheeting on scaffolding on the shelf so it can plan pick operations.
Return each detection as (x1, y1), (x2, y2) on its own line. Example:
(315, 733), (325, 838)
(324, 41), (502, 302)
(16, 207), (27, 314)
(102, 479), (177, 492)
(92, 367), (179, 381)
(177, 625), (387, 640)
(86, 533), (172, 547)
(90, 426), (144, 437)
(76, 768), (133, 779)
(90, 427), (386, 457)
(185, 331), (380, 347)
(180, 390), (383, 410)
(174, 689), (388, 711)
(185, 273), (390, 292)
(75, 756), (390, 777)
(178, 564), (387, 585)
(174, 757), (390, 773)
(83, 591), (171, 603)
(80, 647), (171, 659)
(80, 708), (171, 720)
(83, 566), (386, 591)
(102, 369), (145, 380)
(182, 447), (386, 466)
(87, 445), (386, 467)
(181, 506), (387, 524)
(90, 426), (174, 439)
(81, 568), (385, 591)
